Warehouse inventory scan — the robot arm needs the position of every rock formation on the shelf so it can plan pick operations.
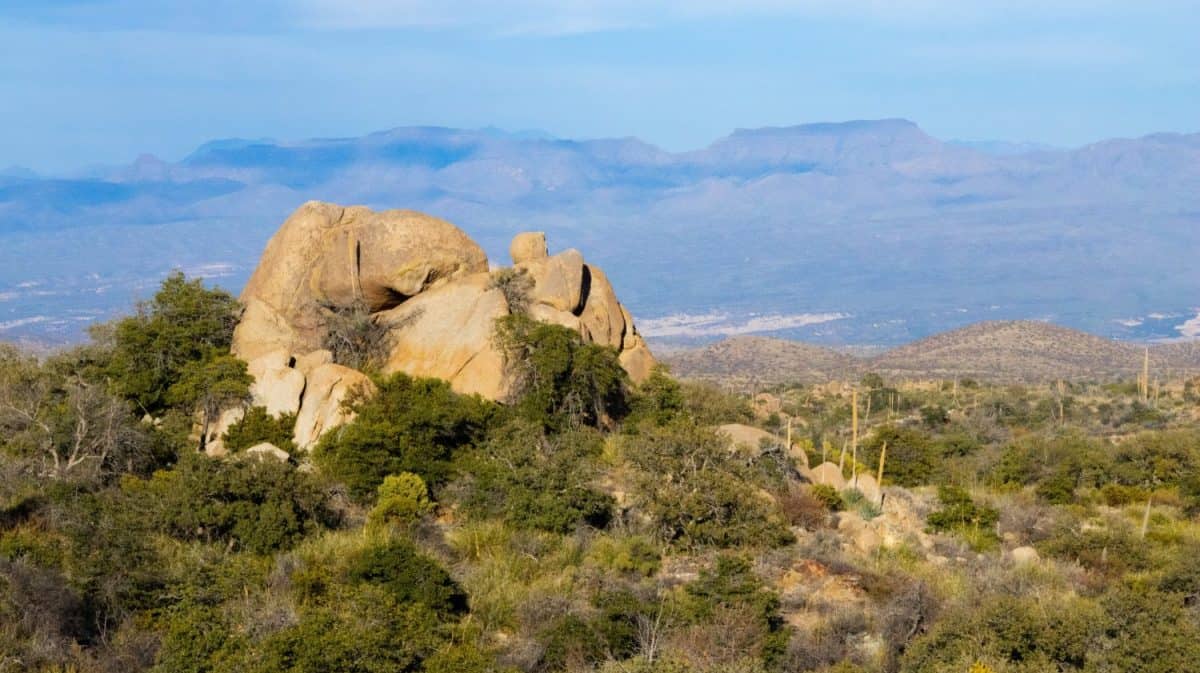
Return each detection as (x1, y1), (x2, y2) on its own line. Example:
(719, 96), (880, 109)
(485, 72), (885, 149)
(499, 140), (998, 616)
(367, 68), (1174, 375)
(228, 201), (655, 450)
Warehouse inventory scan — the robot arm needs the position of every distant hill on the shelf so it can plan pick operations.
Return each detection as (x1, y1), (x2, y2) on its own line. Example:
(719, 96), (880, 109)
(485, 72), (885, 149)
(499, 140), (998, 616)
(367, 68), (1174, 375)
(663, 335), (859, 384)
(2, 120), (1199, 345)
(664, 321), (1200, 384)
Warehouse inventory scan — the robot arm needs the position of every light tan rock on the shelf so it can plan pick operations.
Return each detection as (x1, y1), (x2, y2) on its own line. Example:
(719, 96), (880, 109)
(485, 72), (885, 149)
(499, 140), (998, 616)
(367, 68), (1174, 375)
(619, 344), (656, 384)
(203, 406), (246, 457)
(849, 473), (882, 505)
(294, 363), (375, 449)
(377, 272), (512, 400)
(718, 423), (781, 455)
(837, 512), (881, 552)
(294, 349), (333, 375)
(233, 202), (488, 359)
(808, 462), (847, 490)
(578, 265), (626, 347)
(518, 249), (585, 314)
(529, 303), (582, 332)
(1010, 546), (1040, 565)
(510, 232), (548, 264)
(245, 442), (291, 462)
(246, 350), (306, 418)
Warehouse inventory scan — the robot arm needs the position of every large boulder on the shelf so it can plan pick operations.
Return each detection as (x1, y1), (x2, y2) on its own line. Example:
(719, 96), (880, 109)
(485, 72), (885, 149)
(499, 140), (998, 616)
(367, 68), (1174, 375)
(233, 202), (489, 361)
(293, 363), (375, 449)
(227, 204), (656, 447)
(377, 272), (512, 399)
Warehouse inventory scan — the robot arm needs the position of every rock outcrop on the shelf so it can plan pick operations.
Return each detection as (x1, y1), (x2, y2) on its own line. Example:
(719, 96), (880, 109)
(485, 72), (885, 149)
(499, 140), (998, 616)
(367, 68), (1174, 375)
(226, 201), (655, 450)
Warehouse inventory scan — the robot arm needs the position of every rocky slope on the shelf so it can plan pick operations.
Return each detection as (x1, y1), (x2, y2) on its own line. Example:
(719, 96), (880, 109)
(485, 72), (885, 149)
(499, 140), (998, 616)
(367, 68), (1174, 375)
(664, 321), (1200, 384)
(213, 201), (654, 453)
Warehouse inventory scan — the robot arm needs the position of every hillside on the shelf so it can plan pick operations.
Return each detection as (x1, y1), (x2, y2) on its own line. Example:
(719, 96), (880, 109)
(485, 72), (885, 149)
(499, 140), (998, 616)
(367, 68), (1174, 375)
(664, 321), (1200, 384)
(3, 120), (1200, 345)
(663, 335), (859, 384)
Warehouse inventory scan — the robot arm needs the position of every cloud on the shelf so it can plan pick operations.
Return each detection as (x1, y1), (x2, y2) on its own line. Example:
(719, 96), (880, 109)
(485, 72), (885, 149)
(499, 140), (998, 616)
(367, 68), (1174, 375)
(1176, 312), (1200, 339)
(639, 310), (849, 338)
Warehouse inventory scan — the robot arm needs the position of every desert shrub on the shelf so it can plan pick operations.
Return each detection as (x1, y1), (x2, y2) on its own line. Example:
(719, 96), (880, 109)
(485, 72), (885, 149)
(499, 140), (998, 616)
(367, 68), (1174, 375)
(314, 372), (497, 502)
(343, 538), (467, 617)
(126, 451), (335, 554)
(222, 406), (297, 453)
(625, 366), (686, 429)
(926, 485), (999, 548)
(457, 421), (614, 533)
(810, 483), (845, 511)
(488, 268), (534, 315)
(494, 314), (630, 431)
(675, 555), (788, 668)
(585, 534), (662, 577)
(900, 594), (1099, 673)
(320, 299), (393, 372)
(861, 425), (940, 487)
(622, 421), (793, 549)
(1041, 519), (1150, 575)
(100, 271), (241, 415)
(779, 486), (833, 529)
(539, 614), (608, 671)
(1091, 586), (1200, 673)
(678, 381), (753, 425)
(1099, 482), (1145, 507)
(367, 472), (435, 529)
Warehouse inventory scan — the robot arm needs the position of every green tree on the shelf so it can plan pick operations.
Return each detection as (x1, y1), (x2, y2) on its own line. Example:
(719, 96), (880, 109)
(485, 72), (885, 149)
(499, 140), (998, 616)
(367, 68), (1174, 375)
(100, 271), (241, 414)
(314, 373), (497, 502)
(166, 354), (252, 452)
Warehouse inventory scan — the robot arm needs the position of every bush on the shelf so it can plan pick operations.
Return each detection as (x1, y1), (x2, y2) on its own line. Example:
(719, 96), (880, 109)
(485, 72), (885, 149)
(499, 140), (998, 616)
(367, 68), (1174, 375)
(368, 472), (435, 528)
(222, 406), (297, 453)
(860, 425), (939, 487)
(343, 538), (468, 617)
(622, 421), (793, 549)
(126, 452), (335, 554)
(314, 372), (497, 502)
(100, 271), (241, 415)
(926, 485), (999, 547)
(457, 421), (614, 533)
(494, 314), (630, 431)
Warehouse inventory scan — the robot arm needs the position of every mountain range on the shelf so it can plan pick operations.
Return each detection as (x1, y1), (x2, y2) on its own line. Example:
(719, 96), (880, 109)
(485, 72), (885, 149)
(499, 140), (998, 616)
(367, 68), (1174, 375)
(664, 321), (1200, 385)
(1, 120), (1198, 346)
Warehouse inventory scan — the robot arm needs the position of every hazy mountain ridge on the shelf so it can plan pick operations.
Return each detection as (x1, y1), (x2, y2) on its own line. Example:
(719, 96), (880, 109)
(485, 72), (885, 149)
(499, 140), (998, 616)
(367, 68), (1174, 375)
(2, 120), (1199, 345)
(665, 321), (1200, 384)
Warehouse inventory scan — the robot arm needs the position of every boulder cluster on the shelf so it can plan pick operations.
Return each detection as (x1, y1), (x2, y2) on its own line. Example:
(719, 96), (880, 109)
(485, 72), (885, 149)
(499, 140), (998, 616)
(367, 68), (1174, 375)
(211, 201), (654, 453)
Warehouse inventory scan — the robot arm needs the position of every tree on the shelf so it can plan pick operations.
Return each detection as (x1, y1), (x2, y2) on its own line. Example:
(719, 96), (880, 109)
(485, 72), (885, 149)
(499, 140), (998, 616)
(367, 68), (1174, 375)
(494, 314), (629, 431)
(100, 271), (241, 415)
(166, 354), (252, 452)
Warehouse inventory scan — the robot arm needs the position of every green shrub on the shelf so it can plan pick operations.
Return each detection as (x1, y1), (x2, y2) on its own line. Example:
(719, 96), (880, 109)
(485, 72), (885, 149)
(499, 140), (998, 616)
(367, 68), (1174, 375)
(457, 421), (614, 533)
(100, 271), (241, 414)
(222, 406), (297, 453)
(809, 484), (845, 511)
(344, 539), (467, 617)
(860, 425), (939, 487)
(314, 372), (497, 502)
(126, 452), (335, 554)
(494, 314), (630, 430)
(367, 472), (435, 528)
(926, 485), (999, 548)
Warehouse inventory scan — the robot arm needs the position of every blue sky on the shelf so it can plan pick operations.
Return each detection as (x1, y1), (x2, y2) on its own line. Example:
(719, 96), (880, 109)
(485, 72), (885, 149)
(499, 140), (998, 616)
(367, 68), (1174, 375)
(3, 0), (1198, 173)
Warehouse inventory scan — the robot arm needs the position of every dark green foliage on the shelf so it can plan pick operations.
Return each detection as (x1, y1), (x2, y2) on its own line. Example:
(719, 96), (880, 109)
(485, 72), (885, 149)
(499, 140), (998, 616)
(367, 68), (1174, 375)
(457, 421), (614, 533)
(539, 615), (608, 671)
(926, 485), (999, 536)
(809, 483), (844, 511)
(1042, 520), (1150, 575)
(1092, 587), (1200, 673)
(494, 314), (630, 431)
(100, 271), (241, 414)
(860, 425), (939, 487)
(222, 406), (298, 453)
(167, 353), (252, 450)
(901, 594), (1098, 672)
(127, 452), (335, 554)
(626, 366), (686, 429)
(681, 555), (788, 667)
(344, 539), (468, 617)
(314, 372), (497, 502)
(623, 421), (793, 549)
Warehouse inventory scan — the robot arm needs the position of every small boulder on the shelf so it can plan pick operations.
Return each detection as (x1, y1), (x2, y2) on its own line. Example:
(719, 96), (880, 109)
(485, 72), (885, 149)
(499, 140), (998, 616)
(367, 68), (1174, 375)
(245, 442), (291, 462)
(518, 249), (586, 314)
(1010, 546), (1040, 565)
(849, 473), (882, 505)
(718, 423), (780, 455)
(808, 462), (847, 491)
(510, 231), (548, 264)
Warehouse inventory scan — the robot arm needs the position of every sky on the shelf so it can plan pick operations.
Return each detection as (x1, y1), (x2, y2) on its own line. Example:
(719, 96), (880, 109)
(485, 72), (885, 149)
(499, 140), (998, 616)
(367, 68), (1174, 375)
(2, 0), (1198, 173)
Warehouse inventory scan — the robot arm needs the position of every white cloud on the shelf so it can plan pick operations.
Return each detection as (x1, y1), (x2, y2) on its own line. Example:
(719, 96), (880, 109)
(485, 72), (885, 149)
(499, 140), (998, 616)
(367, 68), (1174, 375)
(0, 316), (49, 331)
(1115, 318), (1144, 327)
(639, 310), (849, 338)
(1176, 311), (1200, 338)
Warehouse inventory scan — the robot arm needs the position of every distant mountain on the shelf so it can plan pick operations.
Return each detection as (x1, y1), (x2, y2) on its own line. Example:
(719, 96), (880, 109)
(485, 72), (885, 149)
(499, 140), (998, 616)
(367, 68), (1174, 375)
(666, 321), (1200, 384)
(663, 335), (860, 384)
(1, 120), (1198, 345)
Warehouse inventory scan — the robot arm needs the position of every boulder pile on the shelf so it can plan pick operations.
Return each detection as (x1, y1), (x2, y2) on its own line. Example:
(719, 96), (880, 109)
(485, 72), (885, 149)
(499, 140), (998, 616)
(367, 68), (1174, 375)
(214, 201), (654, 452)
